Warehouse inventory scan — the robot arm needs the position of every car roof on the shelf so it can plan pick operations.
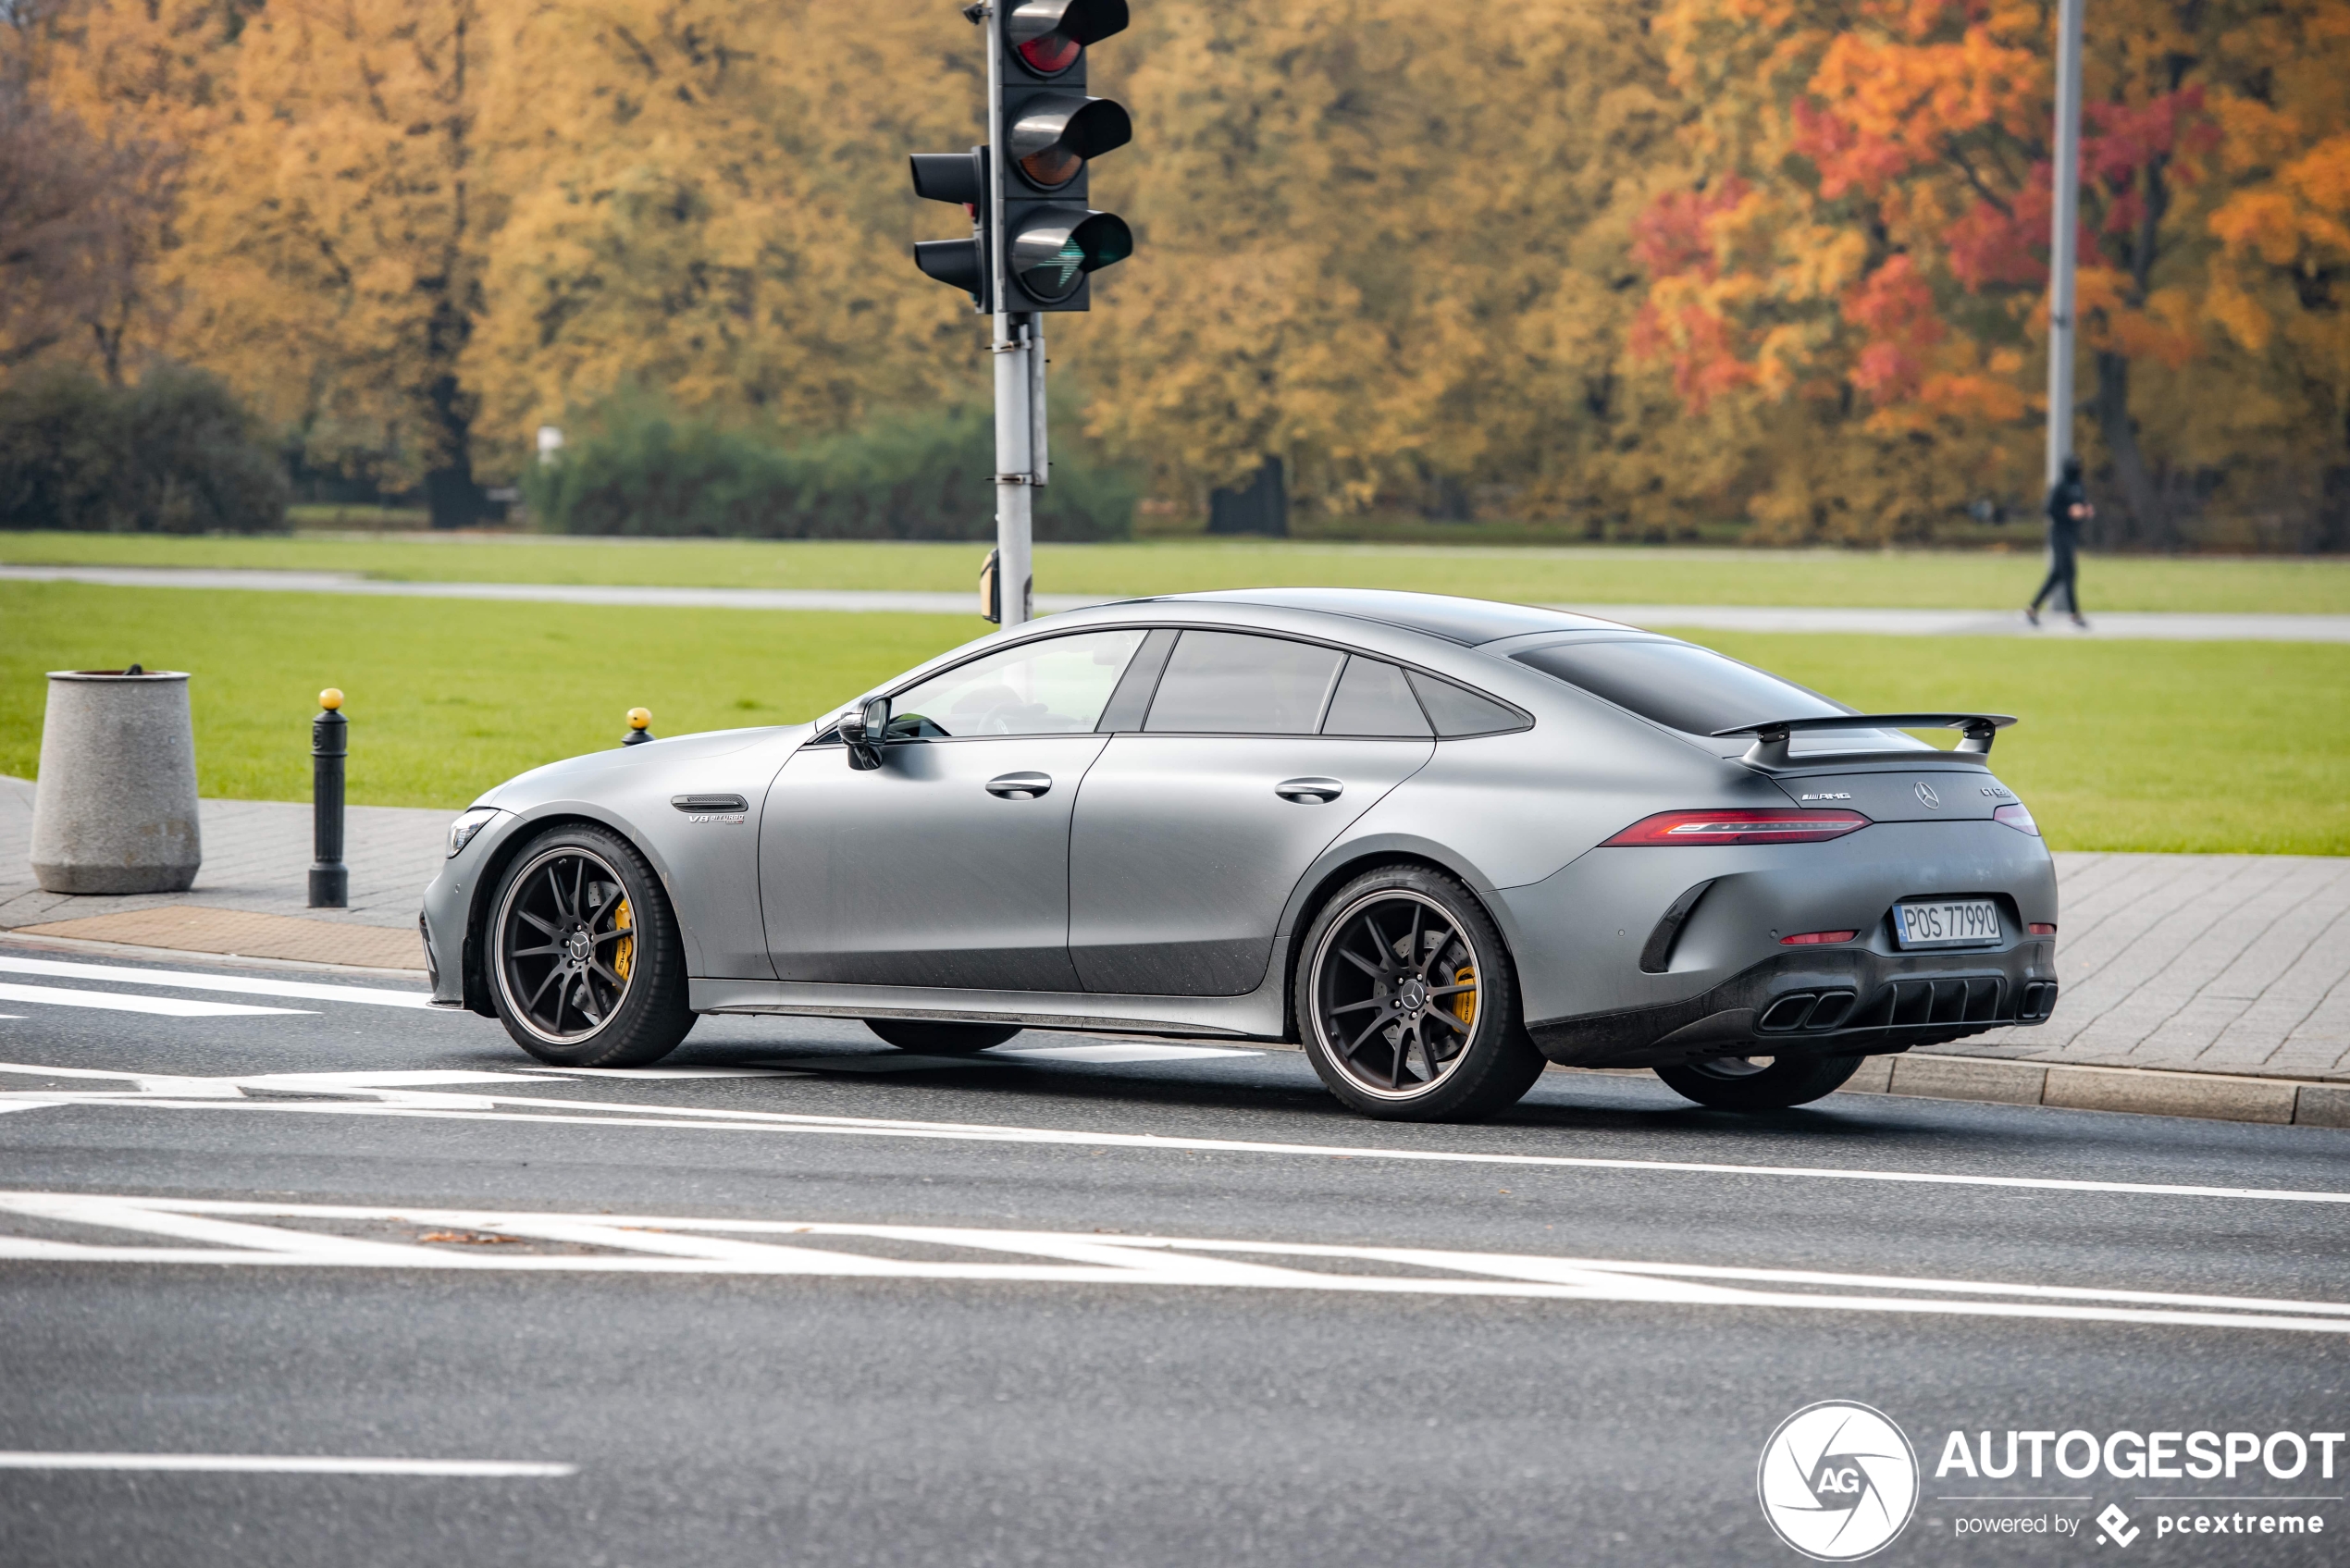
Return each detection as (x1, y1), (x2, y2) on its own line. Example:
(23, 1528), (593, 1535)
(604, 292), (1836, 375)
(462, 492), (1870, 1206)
(1143, 588), (1632, 646)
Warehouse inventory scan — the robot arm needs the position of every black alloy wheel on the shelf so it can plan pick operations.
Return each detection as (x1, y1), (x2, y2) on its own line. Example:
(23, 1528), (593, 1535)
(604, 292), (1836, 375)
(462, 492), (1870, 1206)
(488, 823), (693, 1068)
(1652, 1052), (1864, 1111)
(1296, 865), (1546, 1121)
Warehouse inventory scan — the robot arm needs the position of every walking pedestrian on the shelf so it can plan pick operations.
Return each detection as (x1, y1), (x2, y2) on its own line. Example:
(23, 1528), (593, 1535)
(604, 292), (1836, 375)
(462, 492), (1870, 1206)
(2025, 455), (2092, 628)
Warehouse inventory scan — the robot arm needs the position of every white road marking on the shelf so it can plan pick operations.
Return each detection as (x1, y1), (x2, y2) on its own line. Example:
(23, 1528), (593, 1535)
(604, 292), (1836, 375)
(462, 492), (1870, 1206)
(993, 1043), (1261, 1063)
(0, 956), (430, 1009)
(0, 1060), (2344, 1206)
(510, 1066), (803, 1079)
(0, 983), (309, 1018)
(0, 1191), (2341, 1333)
(0, 1451), (574, 1477)
(760, 1053), (1000, 1073)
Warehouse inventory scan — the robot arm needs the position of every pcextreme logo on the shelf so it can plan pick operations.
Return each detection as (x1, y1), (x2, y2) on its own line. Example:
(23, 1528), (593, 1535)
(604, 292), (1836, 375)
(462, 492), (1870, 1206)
(1758, 1401), (1921, 1561)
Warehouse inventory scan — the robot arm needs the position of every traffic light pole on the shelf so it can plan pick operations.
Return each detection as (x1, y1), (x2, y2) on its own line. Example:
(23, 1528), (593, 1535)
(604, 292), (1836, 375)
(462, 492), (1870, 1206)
(986, 0), (1036, 629)
(915, 0), (1130, 624)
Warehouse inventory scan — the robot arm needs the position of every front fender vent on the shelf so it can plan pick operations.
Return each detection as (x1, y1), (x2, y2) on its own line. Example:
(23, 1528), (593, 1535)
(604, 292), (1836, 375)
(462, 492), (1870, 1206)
(672, 794), (749, 813)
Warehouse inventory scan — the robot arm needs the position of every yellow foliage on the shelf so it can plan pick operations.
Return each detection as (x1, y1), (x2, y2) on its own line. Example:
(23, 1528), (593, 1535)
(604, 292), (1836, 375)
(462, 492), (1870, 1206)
(4, 0), (2344, 540)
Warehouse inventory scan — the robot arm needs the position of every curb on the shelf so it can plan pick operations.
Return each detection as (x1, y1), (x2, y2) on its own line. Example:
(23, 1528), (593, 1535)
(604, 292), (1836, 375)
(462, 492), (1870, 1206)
(1840, 1053), (2349, 1129)
(0, 930), (429, 983)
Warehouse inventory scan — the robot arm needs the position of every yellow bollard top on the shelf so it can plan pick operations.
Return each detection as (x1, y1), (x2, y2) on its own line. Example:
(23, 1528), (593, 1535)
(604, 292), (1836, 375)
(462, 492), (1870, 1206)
(319, 688), (344, 710)
(626, 707), (652, 731)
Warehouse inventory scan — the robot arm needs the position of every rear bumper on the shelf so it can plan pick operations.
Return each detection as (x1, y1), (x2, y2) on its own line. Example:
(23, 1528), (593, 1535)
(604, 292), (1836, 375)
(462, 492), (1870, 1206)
(1528, 937), (2057, 1068)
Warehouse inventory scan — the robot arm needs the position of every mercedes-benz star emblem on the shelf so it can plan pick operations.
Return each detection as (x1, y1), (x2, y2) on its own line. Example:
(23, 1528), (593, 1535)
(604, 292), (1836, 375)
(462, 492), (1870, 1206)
(1914, 782), (1941, 809)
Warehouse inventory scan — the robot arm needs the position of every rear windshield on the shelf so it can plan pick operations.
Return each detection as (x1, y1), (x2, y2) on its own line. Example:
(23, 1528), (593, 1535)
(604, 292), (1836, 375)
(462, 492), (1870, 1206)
(1512, 639), (1845, 736)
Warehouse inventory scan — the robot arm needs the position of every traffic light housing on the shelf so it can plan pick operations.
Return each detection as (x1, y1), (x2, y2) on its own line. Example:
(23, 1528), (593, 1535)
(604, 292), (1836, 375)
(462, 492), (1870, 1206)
(910, 148), (989, 308)
(997, 0), (1132, 311)
(909, 0), (1133, 314)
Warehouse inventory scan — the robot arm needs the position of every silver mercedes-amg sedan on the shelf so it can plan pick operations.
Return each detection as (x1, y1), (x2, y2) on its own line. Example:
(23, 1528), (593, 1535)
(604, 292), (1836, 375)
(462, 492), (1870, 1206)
(419, 588), (2058, 1121)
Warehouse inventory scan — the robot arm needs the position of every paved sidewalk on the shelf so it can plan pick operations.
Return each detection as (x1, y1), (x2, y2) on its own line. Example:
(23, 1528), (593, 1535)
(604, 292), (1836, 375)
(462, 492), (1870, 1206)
(6, 563), (2346, 641)
(0, 776), (443, 940)
(5, 772), (2344, 1086)
(1921, 852), (2350, 1079)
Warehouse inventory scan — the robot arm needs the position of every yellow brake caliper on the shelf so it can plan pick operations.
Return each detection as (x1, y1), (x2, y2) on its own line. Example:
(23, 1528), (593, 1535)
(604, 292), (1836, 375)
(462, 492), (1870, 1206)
(1450, 964), (1477, 1030)
(611, 896), (634, 982)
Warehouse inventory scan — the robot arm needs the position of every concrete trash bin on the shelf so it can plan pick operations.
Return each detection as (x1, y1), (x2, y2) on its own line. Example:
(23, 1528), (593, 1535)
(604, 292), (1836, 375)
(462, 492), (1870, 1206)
(30, 669), (204, 895)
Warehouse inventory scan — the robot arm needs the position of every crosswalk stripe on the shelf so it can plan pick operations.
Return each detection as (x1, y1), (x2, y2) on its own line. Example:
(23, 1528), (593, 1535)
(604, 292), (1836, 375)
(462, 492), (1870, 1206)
(2, 1191), (2343, 1334)
(0, 1451), (574, 1476)
(0, 955), (428, 1008)
(0, 982), (309, 1018)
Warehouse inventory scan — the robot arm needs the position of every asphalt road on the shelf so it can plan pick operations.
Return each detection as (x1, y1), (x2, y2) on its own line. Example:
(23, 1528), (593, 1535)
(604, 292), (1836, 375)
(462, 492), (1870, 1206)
(0, 942), (2344, 1567)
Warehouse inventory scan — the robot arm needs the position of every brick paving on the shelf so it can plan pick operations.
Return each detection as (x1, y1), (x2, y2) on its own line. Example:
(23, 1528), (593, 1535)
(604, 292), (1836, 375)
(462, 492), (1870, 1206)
(0, 775), (444, 934)
(5, 775), (2344, 1076)
(1923, 852), (2350, 1080)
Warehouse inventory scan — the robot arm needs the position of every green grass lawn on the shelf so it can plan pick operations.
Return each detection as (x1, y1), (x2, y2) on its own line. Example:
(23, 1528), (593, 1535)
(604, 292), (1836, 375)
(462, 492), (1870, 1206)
(6, 580), (2343, 852)
(5, 530), (2347, 613)
(0, 582), (970, 810)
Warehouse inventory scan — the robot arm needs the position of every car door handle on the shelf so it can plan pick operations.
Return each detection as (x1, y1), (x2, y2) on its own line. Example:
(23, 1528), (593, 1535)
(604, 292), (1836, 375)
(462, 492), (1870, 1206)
(985, 772), (1053, 800)
(1275, 777), (1344, 804)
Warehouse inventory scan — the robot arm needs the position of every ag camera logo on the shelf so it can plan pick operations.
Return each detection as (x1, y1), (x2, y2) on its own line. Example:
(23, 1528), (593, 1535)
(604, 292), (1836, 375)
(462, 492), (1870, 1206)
(1758, 1401), (1920, 1561)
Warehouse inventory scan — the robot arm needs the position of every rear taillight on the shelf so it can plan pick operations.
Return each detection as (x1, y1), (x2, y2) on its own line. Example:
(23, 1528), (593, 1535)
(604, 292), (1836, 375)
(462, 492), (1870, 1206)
(1781, 930), (1860, 945)
(1994, 802), (2039, 836)
(2029, 922), (2057, 936)
(1603, 809), (1871, 847)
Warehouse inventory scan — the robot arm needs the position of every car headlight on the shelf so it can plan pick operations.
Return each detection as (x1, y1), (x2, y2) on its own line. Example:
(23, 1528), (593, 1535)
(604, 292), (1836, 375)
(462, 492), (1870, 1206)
(446, 807), (503, 858)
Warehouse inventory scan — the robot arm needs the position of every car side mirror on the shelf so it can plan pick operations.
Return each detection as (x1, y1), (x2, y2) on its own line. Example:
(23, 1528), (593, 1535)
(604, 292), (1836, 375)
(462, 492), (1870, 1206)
(843, 696), (891, 771)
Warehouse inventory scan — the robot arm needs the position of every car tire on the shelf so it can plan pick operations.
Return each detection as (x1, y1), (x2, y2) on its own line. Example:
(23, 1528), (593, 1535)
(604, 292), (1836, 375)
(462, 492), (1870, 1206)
(487, 822), (695, 1068)
(1294, 864), (1547, 1122)
(865, 1019), (1022, 1054)
(1652, 1052), (1864, 1111)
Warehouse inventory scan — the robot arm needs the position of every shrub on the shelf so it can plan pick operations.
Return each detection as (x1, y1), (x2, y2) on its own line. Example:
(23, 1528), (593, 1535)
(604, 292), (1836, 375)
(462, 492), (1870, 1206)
(0, 363), (289, 533)
(522, 394), (1138, 541)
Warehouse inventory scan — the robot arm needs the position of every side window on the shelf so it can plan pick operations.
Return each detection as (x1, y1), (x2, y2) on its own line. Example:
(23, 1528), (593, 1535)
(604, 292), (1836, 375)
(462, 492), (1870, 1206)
(1406, 670), (1529, 737)
(1144, 631), (1345, 735)
(1321, 657), (1433, 737)
(889, 629), (1147, 737)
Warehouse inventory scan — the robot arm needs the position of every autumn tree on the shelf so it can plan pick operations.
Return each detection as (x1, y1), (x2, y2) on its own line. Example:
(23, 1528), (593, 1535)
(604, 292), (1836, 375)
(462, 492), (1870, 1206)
(159, 0), (492, 524)
(1071, 0), (1690, 526)
(461, 0), (992, 476)
(0, 28), (179, 382)
(1636, 0), (2350, 547)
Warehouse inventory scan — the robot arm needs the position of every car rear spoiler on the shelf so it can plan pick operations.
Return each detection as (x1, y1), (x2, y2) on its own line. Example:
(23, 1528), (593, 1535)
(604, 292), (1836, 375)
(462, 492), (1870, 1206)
(1711, 713), (2018, 769)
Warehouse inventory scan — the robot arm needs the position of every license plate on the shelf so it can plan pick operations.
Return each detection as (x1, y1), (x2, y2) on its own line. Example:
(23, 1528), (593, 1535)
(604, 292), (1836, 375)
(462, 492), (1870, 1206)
(1892, 898), (2003, 949)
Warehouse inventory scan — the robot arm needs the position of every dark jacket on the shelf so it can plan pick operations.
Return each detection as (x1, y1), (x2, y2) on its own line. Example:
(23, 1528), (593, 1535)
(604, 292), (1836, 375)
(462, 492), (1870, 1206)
(2044, 477), (2085, 561)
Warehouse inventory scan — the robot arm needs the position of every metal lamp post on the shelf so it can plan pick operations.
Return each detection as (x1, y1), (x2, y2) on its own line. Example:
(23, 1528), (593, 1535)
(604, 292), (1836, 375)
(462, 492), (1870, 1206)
(2044, 0), (2085, 492)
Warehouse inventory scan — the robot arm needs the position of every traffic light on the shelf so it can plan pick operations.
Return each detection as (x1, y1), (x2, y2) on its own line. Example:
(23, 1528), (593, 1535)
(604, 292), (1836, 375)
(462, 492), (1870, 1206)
(910, 148), (989, 308)
(997, 0), (1132, 311)
(909, 0), (1134, 314)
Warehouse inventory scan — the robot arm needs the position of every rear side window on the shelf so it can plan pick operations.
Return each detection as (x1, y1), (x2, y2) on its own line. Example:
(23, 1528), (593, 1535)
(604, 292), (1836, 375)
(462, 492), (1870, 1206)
(1511, 639), (1842, 735)
(1405, 670), (1528, 737)
(1321, 657), (1433, 737)
(1144, 631), (1344, 735)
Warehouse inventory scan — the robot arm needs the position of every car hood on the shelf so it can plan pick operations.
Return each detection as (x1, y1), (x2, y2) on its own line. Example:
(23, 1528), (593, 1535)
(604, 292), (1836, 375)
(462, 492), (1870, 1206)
(471, 724), (810, 810)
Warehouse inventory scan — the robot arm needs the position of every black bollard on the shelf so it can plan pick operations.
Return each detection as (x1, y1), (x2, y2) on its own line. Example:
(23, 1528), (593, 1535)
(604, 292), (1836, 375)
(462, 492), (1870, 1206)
(309, 688), (348, 908)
